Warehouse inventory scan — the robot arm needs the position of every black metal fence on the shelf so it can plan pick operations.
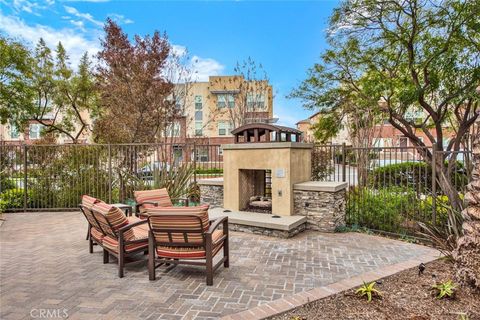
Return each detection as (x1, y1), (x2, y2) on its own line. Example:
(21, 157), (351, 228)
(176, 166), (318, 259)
(0, 143), (223, 211)
(312, 144), (472, 235)
(1, 142), (472, 236)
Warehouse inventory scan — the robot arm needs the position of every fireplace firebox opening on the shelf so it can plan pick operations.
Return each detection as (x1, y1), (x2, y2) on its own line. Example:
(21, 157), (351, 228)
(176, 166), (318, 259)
(239, 169), (272, 214)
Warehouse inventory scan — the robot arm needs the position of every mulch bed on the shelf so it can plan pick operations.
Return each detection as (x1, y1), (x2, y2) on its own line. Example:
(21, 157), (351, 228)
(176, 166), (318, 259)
(269, 259), (480, 320)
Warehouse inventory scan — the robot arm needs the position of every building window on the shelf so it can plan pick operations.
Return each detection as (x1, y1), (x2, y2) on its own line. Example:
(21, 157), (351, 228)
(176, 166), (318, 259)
(247, 93), (266, 110)
(218, 121), (232, 136)
(195, 111), (203, 121)
(218, 146), (223, 156)
(398, 136), (408, 149)
(10, 124), (19, 139)
(175, 96), (183, 110)
(217, 94), (235, 108)
(166, 122), (181, 137)
(195, 147), (209, 162)
(29, 123), (43, 140)
(195, 121), (203, 136)
(172, 145), (183, 162)
(195, 95), (202, 110)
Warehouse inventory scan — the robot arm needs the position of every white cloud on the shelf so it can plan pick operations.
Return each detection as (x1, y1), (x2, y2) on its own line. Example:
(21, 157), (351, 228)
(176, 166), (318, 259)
(172, 44), (188, 57)
(64, 5), (103, 27)
(108, 13), (133, 25)
(191, 56), (224, 81)
(0, 9), (224, 82)
(70, 19), (86, 31)
(0, 12), (100, 66)
(3, 0), (53, 15)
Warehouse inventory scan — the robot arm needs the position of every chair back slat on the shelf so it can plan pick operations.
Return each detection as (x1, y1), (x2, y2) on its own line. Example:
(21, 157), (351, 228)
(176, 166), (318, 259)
(148, 214), (206, 247)
(80, 205), (101, 230)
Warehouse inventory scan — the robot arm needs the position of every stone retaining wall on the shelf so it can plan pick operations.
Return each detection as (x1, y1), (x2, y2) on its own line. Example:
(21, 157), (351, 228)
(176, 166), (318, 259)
(198, 181), (224, 208)
(293, 188), (346, 232)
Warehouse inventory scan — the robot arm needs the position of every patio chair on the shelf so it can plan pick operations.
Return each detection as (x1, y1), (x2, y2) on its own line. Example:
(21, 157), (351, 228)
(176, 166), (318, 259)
(146, 205), (229, 286)
(91, 201), (150, 278)
(79, 195), (104, 253)
(134, 188), (189, 217)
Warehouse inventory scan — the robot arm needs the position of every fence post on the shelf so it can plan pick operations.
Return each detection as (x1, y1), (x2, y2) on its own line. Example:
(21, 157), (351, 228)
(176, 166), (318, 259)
(193, 142), (197, 184)
(23, 144), (28, 212)
(342, 143), (346, 182)
(108, 144), (112, 203)
(431, 144), (437, 225)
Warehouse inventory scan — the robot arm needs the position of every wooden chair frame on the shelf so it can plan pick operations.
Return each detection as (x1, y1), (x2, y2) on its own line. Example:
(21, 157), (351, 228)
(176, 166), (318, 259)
(147, 215), (229, 286)
(82, 204), (150, 278)
(79, 204), (103, 253)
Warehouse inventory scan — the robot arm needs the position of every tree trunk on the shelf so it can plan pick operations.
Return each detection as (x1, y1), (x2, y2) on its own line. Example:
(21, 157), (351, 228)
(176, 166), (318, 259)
(454, 133), (480, 289)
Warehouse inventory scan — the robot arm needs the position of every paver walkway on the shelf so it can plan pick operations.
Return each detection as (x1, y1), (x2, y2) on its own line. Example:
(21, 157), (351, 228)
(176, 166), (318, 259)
(0, 211), (438, 320)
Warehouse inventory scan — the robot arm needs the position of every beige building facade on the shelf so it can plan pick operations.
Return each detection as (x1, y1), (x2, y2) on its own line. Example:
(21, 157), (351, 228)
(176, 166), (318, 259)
(1, 75), (274, 145)
(296, 112), (351, 144)
(0, 110), (92, 145)
(170, 75), (274, 144)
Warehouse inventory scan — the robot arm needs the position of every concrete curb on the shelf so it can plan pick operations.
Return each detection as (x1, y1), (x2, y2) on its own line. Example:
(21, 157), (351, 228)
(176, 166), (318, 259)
(221, 250), (441, 320)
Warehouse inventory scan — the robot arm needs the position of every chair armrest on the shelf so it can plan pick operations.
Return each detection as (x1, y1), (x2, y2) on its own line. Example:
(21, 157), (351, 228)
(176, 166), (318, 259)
(205, 216), (228, 247)
(135, 201), (159, 216)
(137, 201), (159, 207)
(118, 219), (148, 232)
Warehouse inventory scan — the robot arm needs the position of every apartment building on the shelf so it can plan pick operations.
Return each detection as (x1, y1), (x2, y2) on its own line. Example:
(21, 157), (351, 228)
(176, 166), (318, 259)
(296, 110), (456, 148)
(296, 111), (351, 144)
(167, 75), (274, 144)
(1, 75), (273, 148)
(0, 110), (92, 145)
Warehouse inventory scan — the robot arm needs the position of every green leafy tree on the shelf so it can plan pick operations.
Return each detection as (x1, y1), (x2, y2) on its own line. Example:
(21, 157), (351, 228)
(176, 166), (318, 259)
(0, 36), (35, 127)
(292, 0), (480, 209)
(31, 40), (97, 143)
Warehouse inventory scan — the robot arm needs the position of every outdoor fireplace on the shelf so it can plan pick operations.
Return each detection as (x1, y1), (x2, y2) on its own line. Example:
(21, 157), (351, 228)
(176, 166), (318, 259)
(222, 124), (312, 216)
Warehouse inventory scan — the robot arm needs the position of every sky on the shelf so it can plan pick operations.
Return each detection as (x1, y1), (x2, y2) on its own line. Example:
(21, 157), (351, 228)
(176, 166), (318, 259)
(0, 0), (339, 127)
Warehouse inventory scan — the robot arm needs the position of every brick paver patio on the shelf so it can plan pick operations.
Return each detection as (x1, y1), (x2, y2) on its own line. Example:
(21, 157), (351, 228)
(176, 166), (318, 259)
(0, 211), (438, 320)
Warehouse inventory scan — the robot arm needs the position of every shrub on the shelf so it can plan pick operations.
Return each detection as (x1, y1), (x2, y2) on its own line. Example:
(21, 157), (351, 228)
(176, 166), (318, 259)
(0, 173), (17, 193)
(347, 187), (418, 233)
(432, 280), (457, 299)
(419, 194), (464, 226)
(194, 168), (223, 174)
(0, 188), (29, 211)
(418, 205), (463, 261)
(356, 281), (382, 302)
(368, 161), (468, 192)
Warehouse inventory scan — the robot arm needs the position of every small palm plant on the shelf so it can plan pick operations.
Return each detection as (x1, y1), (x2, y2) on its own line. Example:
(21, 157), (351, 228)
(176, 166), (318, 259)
(356, 281), (381, 302)
(432, 280), (457, 299)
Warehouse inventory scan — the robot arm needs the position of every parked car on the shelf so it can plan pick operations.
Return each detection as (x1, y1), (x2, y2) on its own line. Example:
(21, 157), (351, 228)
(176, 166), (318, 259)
(138, 161), (171, 179)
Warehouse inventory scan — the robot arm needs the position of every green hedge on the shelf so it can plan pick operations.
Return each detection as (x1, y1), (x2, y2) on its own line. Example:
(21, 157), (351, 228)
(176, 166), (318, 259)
(0, 188), (29, 212)
(194, 168), (223, 174)
(368, 161), (468, 191)
(347, 187), (419, 233)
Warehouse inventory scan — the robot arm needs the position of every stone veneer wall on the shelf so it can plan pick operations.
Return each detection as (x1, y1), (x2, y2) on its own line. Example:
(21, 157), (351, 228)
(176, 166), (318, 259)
(293, 188), (346, 232)
(199, 184), (223, 208)
(228, 223), (306, 238)
(199, 179), (347, 235)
